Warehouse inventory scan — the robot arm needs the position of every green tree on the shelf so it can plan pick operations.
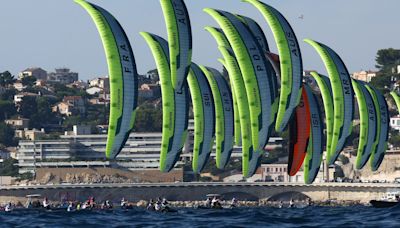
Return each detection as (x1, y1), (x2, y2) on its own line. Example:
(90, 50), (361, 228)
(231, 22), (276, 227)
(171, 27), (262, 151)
(0, 71), (16, 87)
(376, 48), (400, 70)
(261, 147), (286, 164)
(0, 100), (17, 121)
(0, 158), (19, 176)
(0, 123), (16, 147)
(369, 73), (392, 92)
(389, 134), (400, 148)
(134, 104), (162, 132)
(369, 48), (400, 93)
(62, 116), (82, 129)
(21, 76), (37, 87)
(0, 88), (16, 100)
(51, 83), (87, 100)
(18, 172), (33, 181)
(29, 97), (58, 129)
(19, 96), (37, 119)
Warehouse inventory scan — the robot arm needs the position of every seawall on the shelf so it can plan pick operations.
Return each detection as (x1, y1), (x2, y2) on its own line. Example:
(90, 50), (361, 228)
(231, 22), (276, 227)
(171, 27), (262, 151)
(0, 182), (398, 204)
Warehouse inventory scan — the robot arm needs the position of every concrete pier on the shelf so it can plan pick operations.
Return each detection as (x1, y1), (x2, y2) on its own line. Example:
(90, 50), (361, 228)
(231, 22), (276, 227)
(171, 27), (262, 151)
(1, 182), (399, 204)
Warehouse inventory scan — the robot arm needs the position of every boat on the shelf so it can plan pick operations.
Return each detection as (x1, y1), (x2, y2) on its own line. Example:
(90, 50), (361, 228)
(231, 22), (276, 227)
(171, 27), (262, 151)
(196, 194), (229, 210)
(370, 200), (399, 208)
(370, 191), (400, 208)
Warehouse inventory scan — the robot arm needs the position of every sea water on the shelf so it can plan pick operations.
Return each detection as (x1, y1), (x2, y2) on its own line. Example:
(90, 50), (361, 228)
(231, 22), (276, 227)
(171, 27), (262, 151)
(0, 206), (399, 227)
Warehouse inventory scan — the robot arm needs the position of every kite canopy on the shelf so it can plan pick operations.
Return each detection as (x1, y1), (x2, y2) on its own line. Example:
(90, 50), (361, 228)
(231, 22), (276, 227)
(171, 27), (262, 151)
(75, 0), (138, 159)
(204, 27), (241, 146)
(140, 32), (189, 172)
(304, 39), (354, 165)
(310, 72), (333, 156)
(188, 63), (215, 173)
(237, 14), (279, 128)
(201, 66), (234, 169)
(352, 80), (376, 170)
(205, 8), (274, 176)
(217, 46), (254, 176)
(303, 84), (324, 184)
(77, 0), (393, 181)
(366, 85), (389, 171)
(161, 0), (193, 92)
(288, 86), (310, 176)
(244, 0), (303, 133)
(140, 0), (192, 172)
(237, 15), (270, 52)
(391, 91), (400, 115)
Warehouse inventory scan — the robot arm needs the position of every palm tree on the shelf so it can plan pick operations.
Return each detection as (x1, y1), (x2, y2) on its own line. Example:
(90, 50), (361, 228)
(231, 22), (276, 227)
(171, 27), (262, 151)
(0, 71), (16, 87)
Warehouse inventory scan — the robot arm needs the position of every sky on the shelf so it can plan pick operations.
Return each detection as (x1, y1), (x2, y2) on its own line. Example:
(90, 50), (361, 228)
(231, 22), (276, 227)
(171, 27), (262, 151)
(0, 0), (398, 80)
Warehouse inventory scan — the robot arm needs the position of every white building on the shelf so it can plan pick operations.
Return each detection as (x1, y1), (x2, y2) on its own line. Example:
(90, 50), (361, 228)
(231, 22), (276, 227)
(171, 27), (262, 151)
(18, 67), (47, 80)
(15, 128), (46, 140)
(64, 125), (92, 136)
(16, 122), (284, 175)
(352, 70), (378, 83)
(86, 87), (103, 95)
(5, 117), (30, 129)
(390, 115), (400, 131)
(17, 140), (74, 174)
(88, 77), (109, 92)
(260, 162), (335, 183)
(14, 92), (39, 104)
(47, 68), (78, 84)
(12, 82), (26, 92)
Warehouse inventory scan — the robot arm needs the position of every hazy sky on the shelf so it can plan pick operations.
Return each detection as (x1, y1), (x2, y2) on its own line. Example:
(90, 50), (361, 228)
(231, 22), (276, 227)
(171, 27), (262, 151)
(0, 0), (398, 80)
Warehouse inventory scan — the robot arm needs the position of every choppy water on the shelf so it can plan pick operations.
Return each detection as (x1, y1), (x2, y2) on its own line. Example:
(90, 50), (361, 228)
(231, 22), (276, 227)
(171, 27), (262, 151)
(0, 206), (399, 227)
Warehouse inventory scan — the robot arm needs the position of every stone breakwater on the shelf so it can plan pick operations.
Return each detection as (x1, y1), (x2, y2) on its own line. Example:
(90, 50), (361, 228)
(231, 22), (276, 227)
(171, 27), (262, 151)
(0, 182), (393, 205)
(0, 198), (365, 208)
(156, 200), (365, 208)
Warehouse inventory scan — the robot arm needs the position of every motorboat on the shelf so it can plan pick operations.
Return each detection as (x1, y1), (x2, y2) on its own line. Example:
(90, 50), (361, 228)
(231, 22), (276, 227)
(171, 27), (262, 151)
(370, 191), (400, 208)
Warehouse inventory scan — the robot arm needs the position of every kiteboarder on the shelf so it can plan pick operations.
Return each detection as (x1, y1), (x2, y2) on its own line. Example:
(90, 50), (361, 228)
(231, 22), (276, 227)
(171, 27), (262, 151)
(205, 197), (212, 208)
(5, 202), (12, 212)
(121, 198), (128, 208)
(76, 202), (81, 211)
(278, 201), (283, 208)
(101, 200), (112, 209)
(43, 197), (50, 210)
(161, 198), (170, 211)
(211, 197), (222, 209)
(289, 199), (294, 208)
(81, 201), (89, 210)
(67, 202), (74, 212)
(89, 197), (95, 208)
(146, 199), (155, 211)
(230, 198), (238, 208)
(155, 200), (162, 211)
